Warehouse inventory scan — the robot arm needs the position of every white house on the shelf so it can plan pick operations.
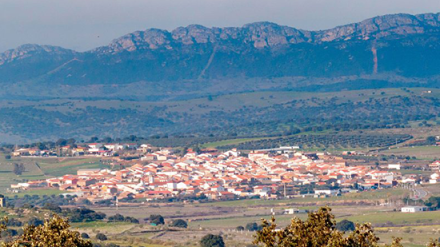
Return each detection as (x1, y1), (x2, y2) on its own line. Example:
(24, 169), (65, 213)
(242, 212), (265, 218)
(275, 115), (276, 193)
(176, 182), (188, 190)
(167, 182), (177, 190)
(401, 206), (426, 213)
(88, 143), (102, 149)
(284, 208), (300, 215)
(104, 143), (127, 151)
(388, 164), (401, 170)
(223, 148), (240, 157)
(430, 173), (440, 184)
(368, 171), (394, 183)
(314, 189), (339, 196)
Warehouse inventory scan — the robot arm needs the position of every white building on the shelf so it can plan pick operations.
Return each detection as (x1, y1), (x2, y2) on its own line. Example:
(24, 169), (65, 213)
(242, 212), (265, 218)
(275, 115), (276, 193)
(401, 206), (426, 213)
(284, 208), (300, 215)
(314, 189), (339, 196)
(388, 164), (401, 170)
(430, 173), (440, 184)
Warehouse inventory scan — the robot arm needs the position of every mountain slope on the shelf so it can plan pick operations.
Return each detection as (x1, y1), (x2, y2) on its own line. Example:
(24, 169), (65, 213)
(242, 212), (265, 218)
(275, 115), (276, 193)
(0, 44), (77, 83)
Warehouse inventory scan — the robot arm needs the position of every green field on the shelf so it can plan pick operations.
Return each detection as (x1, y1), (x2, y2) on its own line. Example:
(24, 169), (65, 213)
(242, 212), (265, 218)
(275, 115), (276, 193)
(205, 188), (409, 208)
(72, 221), (134, 230)
(341, 210), (440, 225)
(201, 137), (271, 149)
(190, 208), (440, 229)
(190, 213), (307, 228)
(0, 155), (105, 193)
(4, 188), (64, 198)
(379, 146), (440, 160)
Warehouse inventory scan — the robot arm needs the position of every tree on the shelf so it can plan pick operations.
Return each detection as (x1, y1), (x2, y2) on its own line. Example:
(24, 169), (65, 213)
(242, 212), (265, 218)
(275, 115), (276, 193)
(13, 163), (25, 175)
(246, 222), (261, 231)
(27, 217), (44, 226)
(253, 207), (418, 247)
(336, 219), (356, 232)
(200, 234), (225, 247)
(425, 196), (440, 209)
(150, 214), (164, 225)
(43, 202), (62, 213)
(96, 233), (108, 241)
(193, 146), (202, 154)
(56, 138), (68, 146)
(170, 219), (188, 228)
(67, 138), (76, 145)
(63, 207), (106, 223)
(236, 226), (245, 231)
(108, 214), (125, 222)
(88, 137), (99, 143)
(101, 137), (113, 143)
(35, 142), (47, 150)
(1, 215), (92, 247)
(427, 136), (437, 145)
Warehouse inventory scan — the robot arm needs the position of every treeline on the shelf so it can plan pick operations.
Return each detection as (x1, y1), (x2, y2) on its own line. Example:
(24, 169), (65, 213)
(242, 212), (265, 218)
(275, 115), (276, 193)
(42, 204), (106, 222)
(7, 194), (77, 208)
(108, 213), (139, 224)
(218, 134), (413, 150)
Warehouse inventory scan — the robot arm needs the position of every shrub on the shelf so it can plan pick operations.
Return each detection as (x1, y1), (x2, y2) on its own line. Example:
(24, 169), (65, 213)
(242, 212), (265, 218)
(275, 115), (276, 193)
(246, 222), (261, 231)
(96, 233), (108, 241)
(27, 217), (44, 226)
(2, 215), (92, 246)
(336, 219), (355, 232)
(200, 234), (225, 247)
(170, 219), (187, 228)
(149, 214), (164, 225)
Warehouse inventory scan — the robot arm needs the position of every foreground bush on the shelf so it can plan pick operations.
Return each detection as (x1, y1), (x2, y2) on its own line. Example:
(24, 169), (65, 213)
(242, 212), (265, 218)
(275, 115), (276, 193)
(1, 214), (92, 247)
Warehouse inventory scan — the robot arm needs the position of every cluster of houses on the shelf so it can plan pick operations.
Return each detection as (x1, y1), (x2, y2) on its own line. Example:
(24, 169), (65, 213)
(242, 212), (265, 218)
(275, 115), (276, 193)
(9, 144), (440, 204)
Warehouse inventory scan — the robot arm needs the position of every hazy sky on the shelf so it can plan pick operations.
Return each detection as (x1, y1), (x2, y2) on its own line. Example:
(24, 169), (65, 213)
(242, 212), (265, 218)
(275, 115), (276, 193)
(0, 0), (439, 52)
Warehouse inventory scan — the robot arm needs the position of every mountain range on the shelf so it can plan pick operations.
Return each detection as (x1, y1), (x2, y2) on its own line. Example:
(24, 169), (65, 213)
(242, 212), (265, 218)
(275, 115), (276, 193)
(0, 13), (440, 100)
(1, 13), (440, 142)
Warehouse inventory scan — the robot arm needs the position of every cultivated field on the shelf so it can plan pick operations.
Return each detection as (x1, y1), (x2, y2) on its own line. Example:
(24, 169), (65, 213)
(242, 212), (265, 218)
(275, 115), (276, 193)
(0, 154), (105, 193)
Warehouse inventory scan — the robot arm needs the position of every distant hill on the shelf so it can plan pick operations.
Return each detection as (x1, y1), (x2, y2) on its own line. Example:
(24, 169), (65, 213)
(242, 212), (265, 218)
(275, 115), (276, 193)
(0, 13), (440, 99)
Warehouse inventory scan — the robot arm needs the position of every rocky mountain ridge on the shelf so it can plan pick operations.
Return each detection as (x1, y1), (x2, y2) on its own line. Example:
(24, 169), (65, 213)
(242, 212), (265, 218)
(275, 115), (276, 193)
(99, 13), (440, 53)
(0, 44), (76, 65)
(0, 13), (440, 88)
(2, 13), (439, 59)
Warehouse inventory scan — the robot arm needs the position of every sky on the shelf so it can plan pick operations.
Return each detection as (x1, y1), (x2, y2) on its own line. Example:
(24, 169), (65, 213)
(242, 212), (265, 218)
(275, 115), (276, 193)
(0, 0), (439, 52)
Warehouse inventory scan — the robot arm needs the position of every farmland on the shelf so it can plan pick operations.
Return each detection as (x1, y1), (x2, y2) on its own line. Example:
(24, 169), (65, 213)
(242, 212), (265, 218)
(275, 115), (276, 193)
(217, 133), (413, 150)
(379, 146), (440, 160)
(74, 194), (440, 247)
(0, 154), (105, 193)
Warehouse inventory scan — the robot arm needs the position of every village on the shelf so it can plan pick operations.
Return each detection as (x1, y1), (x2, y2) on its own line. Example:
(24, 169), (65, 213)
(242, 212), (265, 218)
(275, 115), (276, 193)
(8, 143), (440, 206)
